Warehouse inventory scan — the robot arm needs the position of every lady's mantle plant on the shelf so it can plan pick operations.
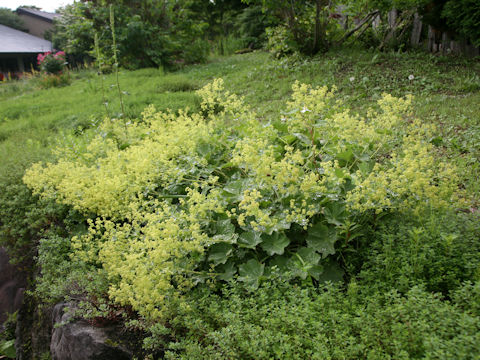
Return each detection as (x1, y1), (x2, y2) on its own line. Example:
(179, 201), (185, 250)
(24, 79), (458, 322)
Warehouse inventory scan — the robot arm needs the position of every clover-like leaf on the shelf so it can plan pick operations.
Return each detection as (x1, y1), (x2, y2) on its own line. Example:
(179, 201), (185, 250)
(307, 264), (324, 280)
(215, 219), (235, 235)
(213, 219), (237, 243)
(288, 247), (322, 280)
(297, 247), (321, 265)
(324, 203), (346, 226)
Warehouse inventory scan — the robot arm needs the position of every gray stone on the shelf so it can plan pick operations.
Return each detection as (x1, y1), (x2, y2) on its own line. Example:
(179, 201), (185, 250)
(51, 303), (132, 360)
(0, 247), (27, 324)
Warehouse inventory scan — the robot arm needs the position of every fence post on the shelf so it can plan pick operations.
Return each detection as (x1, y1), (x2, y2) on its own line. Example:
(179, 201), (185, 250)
(441, 32), (450, 55)
(427, 25), (435, 52)
(410, 12), (422, 47)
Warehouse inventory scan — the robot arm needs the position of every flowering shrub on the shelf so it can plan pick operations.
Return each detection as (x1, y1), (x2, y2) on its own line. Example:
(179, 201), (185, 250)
(23, 79), (458, 322)
(37, 51), (66, 74)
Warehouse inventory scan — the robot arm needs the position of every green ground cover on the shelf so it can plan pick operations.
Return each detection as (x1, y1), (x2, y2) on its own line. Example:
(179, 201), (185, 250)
(1, 49), (479, 358)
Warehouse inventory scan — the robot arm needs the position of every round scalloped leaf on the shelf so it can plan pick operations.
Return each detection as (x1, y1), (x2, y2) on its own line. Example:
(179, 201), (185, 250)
(238, 231), (262, 249)
(261, 232), (290, 255)
(208, 243), (233, 265)
(306, 223), (337, 257)
(238, 259), (264, 288)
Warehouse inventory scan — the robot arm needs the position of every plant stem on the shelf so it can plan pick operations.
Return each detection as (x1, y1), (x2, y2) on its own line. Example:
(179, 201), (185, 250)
(94, 32), (110, 118)
(110, 5), (125, 119)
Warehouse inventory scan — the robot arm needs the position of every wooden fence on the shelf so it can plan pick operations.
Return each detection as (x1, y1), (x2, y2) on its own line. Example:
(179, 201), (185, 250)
(342, 8), (479, 57)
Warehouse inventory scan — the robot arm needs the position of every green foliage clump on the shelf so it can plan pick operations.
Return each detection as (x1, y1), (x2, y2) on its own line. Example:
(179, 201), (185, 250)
(23, 78), (459, 323)
(442, 0), (480, 47)
(37, 73), (72, 89)
(0, 139), (77, 264)
(52, 1), (211, 69)
(161, 280), (480, 359)
(356, 212), (480, 295)
(0, 7), (27, 31)
(265, 26), (297, 59)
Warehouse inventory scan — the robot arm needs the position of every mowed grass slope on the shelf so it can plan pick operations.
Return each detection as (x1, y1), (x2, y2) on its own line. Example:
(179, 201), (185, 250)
(1, 49), (479, 203)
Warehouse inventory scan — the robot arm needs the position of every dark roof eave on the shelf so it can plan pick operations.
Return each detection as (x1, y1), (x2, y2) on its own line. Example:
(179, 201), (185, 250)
(16, 8), (57, 23)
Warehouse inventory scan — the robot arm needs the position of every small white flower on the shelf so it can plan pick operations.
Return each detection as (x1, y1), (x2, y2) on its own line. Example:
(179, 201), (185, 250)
(281, 116), (286, 122)
(408, 74), (415, 80)
(349, 76), (355, 82)
(301, 106), (310, 114)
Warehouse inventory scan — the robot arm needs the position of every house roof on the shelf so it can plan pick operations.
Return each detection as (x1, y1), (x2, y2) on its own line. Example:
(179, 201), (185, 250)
(0, 24), (52, 54)
(16, 8), (61, 23)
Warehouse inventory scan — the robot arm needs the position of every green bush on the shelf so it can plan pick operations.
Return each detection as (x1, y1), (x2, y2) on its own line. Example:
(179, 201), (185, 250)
(162, 280), (480, 359)
(356, 212), (480, 295)
(265, 26), (297, 58)
(0, 7), (27, 31)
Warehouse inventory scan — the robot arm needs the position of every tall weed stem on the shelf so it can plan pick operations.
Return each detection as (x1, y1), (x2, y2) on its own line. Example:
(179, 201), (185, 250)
(94, 32), (110, 118)
(110, 5), (125, 118)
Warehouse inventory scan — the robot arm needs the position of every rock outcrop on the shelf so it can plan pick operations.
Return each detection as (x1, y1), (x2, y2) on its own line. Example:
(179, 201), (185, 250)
(0, 247), (27, 324)
(50, 303), (132, 360)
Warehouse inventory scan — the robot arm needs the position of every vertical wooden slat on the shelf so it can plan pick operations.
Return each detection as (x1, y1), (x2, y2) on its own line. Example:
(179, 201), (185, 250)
(411, 13), (422, 47)
(427, 26), (435, 52)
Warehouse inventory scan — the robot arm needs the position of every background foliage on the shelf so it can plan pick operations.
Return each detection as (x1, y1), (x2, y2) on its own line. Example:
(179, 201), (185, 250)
(0, 7), (27, 32)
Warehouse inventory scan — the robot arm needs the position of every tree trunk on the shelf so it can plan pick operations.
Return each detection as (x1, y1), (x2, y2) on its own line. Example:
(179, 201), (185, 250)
(312, 0), (329, 54)
(313, 0), (321, 53)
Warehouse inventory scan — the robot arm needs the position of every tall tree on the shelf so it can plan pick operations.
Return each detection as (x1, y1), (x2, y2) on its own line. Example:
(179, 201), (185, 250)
(0, 7), (27, 31)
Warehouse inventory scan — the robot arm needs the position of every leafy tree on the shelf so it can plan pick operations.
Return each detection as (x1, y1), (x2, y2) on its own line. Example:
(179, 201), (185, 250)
(51, 0), (210, 69)
(243, 0), (337, 54)
(0, 7), (27, 31)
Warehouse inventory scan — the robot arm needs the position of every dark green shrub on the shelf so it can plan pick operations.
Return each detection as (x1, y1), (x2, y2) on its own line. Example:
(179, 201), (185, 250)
(0, 7), (27, 31)
(356, 212), (480, 295)
(161, 280), (480, 359)
(442, 0), (480, 47)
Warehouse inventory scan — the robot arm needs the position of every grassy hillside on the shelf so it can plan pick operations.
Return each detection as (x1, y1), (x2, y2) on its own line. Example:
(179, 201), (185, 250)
(2, 50), (479, 203)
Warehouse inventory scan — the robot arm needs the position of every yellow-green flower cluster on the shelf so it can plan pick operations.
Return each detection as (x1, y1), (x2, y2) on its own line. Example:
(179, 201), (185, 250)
(286, 81), (337, 133)
(347, 136), (457, 213)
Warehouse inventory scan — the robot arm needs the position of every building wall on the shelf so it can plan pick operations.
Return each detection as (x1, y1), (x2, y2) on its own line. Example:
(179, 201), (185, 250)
(18, 14), (53, 39)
